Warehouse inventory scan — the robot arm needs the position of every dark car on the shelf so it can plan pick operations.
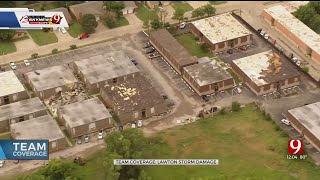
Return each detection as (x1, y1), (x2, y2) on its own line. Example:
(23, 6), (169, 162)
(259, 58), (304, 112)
(201, 95), (209, 102)
(288, 53), (294, 59)
(146, 47), (155, 54)
(257, 28), (262, 32)
(0, 66), (5, 71)
(227, 49), (233, 54)
(78, 33), (89, 40)
(143, 42), (151, 48)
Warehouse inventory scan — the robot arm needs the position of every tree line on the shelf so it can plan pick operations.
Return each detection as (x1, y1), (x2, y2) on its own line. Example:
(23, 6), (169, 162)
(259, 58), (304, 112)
(293, 2), (320, 34)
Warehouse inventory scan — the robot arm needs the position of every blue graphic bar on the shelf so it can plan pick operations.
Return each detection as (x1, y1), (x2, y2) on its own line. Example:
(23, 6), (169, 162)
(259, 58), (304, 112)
(0, 12), (21, 28)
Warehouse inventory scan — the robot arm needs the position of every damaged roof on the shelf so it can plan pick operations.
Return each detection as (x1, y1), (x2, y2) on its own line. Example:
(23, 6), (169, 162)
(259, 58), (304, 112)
(191, 13), (252, 44)
(184, 59), (233, 86)
(25, 65), (78, 92)
(232, 50), (300, 86)
(58, 97), (112, 128)
(74, 51), (140, 84)
(10, 115), (65, 141)
(102, 76), (165, 114)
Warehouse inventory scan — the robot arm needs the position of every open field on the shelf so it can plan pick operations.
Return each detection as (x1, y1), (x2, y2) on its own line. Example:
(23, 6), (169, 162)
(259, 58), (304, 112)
(176, 33), (214, 58)
(0, 41), (17, 55)
(135, 4), (159, 22)
(27, 30), (58, 46)
(67, 22), (84, 38)
(171, 1), (193, 13)
(143, 105), (320, 179)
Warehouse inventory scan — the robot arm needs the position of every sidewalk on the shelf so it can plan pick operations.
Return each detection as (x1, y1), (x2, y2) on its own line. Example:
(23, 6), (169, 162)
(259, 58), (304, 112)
(0, 23), (143, 65)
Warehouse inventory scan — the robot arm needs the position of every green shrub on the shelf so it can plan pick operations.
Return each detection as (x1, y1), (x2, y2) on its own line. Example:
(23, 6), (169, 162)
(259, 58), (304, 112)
(274, 126), (280, 131)
(219, 108), (226, 115)
(231, 101), (241, 112)
(31, 53), (38, 59)
(52, 48), (58, 54)
(265, 113), (272, 121)
(261, 109), (266, 117)
(70, 44), (77, 49)
(42, 28), (50, 32)
(302, 66), (309, 73)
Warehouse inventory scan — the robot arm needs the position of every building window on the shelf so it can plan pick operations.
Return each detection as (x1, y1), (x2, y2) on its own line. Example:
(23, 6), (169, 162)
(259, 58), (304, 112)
(89, 122), (96, 131)
(3, 96), (9, 104)
(19, 116), (24, 122)
(151, 107), (155, 114)
(241, 36), (247, 43)
(142, 109), (146, 118)
(134, 111), (139, 118)
(218, 42), (224, 49)
(113, 78), (117, 83)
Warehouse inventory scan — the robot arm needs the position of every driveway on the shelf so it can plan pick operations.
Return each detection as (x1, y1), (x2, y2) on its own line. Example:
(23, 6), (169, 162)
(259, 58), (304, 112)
(54, 29), (74, 42)
(124, 13), (142, 25)
(14, 37), (38, 53)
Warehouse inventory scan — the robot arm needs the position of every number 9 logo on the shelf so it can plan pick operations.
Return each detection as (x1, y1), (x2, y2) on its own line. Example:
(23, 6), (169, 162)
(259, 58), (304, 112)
(52, 14), (62, 24)
(288, 140), (303, 155)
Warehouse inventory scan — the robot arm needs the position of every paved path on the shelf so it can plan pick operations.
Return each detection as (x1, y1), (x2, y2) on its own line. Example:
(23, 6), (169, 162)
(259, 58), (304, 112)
(0, 22), (143, 65)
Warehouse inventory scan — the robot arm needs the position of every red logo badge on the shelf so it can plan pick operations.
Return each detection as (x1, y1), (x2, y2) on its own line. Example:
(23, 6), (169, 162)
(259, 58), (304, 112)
(51, 14), (63, 24)
(288, 140), (303, 155)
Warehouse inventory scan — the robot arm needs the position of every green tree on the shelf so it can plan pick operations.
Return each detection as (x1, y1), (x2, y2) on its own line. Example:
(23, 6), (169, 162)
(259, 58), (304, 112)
(294, 5), (317, 25)
(0, 30), (16, 41)
(309, 14), (320, 33)
(231, 101), (241, 112)
(202, 4), (216, 17)
(138, 170), (151, 180)
(104, 11), (117, 28)
(172, 7), (184, 23)
(103, 152), (122, 180)
(18, 174), (48, 180)
(81, 14), (98, 34)
(150, 18), (162, 29)
(308, 1), (320, 14)
(104, 1), (125, 18)
(38, 159), (78, 180)
(192, 7), (205, 19)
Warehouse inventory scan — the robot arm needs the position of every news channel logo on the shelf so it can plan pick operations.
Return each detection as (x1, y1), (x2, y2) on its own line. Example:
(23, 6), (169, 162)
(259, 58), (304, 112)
(287, 140), (307, 160)
(19, 14), (63, 24)
(0, 140), (49, 160)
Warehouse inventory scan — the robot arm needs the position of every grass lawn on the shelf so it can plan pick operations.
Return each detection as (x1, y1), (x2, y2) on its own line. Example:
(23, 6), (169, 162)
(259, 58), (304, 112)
(143, 105), (320, 179)
(227, 68), (241, 85)
(0, 133), (12, 140)
(27, 30), (58, 46)
(111, 16), (130, 29)
(176, 33), (214, 58)
(135, 4), (159, 22)
(0, 41), (16, 55)
(67, 22), (84, 38)
(171, 1), (193, 13)
(209, 1), (227, 5)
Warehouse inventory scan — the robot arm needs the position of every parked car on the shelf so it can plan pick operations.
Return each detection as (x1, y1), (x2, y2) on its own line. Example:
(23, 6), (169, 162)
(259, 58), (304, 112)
(131, 59), (138, 66)
(146, 47), (155, 54)
(260, 31), (266, 36)
(288, 53), (294, 59)
(77, 137), (82, 144)
(264, 33), (269, 40)
(235, 87), (242, 94)
(24, 59), (31, 66)
(238, 45), (247, 51)
(59, 27), (67, 34)
(9, 62), (17, 70)
(149, 53), (160, 59)
(137, 120), (143, 127)
(0, 160), (5, 168)
(296, 60), (301, 66)
(143, 42), (151, 48)
(98, 131), (103, 140)
(257, 28), (262, 32)
(281, 119), (291, 126)
(84, 136), (89, 143)
(292, 57), (298, 63)
(131, 123), (136, 128)
(201, 95), (209, 102)
(179, 22), (186, 29)
(78, 33), (89, 40)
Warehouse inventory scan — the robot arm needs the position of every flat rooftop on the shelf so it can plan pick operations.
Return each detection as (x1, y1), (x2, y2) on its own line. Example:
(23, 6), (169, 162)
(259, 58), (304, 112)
(288, 102), (320, 141)
(0, 71), (25, 97)
(0, 97), (46, 122)
(191, 13), (252, 44)
(10, 115), (65, 141)
(25, 65), (77, 91)
(74, 51), (140, 84)
(282, 1), (309, 13)
(149, 29), (198, 67)
(102, 76), (164, 114)
(264, 5), (320, 57)
(184, 60), (233, 86)
(232, 50), (300, 86)
(58, 97), (112, 128)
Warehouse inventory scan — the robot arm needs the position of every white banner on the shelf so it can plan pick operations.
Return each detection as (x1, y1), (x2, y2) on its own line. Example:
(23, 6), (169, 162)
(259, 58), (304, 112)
(114, 159), (219, 165)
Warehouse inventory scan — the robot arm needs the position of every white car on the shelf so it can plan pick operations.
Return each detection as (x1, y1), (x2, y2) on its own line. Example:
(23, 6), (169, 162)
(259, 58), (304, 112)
(296, 60), (301, 66)
(137, 120), (143, 127)
(260, 31), (266, 36)
(59, 27), (67, 34)
(179, 22), (186, 29)
(281, 119), (291, 126)
(0, 160), (5, 168)
(24, 59), (31, 66)
(292, 57), (298, 63)
(98, 132), (103, 140)
(84, 136), (89, 143)
(9, 62), (17, 70)
(236, 87), (242, 94)
(264, 33), (269, 40)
